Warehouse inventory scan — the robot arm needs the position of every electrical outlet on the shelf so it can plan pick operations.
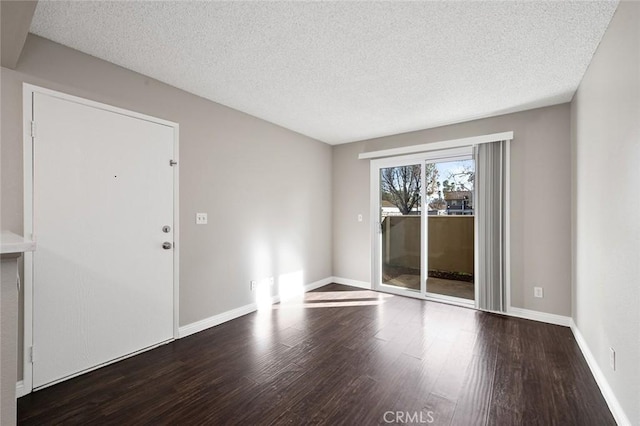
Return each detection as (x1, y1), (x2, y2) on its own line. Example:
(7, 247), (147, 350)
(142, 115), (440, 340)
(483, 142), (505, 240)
(196, 213), (208, 224)
(251, 278), (273, 291)
(534, 287), (543, 298)
(609, 347), (616, 371)
(357, 214), (363, 222)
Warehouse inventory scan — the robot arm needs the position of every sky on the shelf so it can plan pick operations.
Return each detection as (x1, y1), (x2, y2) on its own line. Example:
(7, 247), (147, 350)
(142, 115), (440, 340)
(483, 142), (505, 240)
(431, 159), (474, 199)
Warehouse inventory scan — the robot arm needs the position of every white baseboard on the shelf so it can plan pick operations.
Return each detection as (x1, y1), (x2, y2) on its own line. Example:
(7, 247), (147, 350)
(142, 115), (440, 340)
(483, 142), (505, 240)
(305, 277), (334, 292)
(178, 277), (334, 338)
(16, 380), (26, 398)
(570, 320), (631, 426)
(506, 307), (571, 327)
(178, 302), (257, 338)
(330, 276), (371, 289)
(329, 279), (570, 328)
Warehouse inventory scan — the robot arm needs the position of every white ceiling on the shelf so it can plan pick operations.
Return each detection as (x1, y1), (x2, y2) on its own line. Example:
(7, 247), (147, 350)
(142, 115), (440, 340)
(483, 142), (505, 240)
(30, 1), (618, 145)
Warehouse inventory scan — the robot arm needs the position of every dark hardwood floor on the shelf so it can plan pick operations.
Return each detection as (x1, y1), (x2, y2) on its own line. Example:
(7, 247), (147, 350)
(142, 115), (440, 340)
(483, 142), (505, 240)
(18, 284), (615, 425)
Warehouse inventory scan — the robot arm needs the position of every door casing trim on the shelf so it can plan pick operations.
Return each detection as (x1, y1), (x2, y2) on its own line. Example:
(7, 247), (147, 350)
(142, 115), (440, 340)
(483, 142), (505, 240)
(22, 83), (180, 395)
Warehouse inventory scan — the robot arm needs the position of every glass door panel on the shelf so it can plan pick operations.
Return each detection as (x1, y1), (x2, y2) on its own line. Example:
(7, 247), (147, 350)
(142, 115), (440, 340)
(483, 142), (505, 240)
(379, 164), (422, 292)
(425, 159), (475, 301)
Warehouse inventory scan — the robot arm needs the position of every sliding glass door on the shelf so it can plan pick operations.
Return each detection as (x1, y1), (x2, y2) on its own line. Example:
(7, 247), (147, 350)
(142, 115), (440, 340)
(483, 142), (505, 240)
(372, 148), (475, 305)
(424, 158), (475, 302)
(379, 163), (424, 293)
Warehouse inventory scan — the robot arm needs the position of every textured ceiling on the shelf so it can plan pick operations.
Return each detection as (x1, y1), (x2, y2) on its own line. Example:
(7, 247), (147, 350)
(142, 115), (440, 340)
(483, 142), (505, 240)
(30, 1), (618, 144)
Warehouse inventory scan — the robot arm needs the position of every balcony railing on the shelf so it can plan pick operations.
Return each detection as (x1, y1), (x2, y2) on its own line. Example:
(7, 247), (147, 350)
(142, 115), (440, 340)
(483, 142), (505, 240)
(382, 215), (474, 273)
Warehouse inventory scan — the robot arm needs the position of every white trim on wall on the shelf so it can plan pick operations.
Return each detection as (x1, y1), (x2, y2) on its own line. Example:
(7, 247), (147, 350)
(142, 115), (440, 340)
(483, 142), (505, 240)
(16, 381), (26, 398)
(330, 277), (372, 290)
(358, 131), (514, 160)
(179, 276), (575, 341)
(305, 278), (334, 292)
(332, 273), (571, 328)
(22, 87), (34, 394)
(21, 83), (180, 396)
(172, 126), (181, 339)
(570, 320), (632, 426)
(178, 277), (334, 338)
(504, 140), (512, 311)
(178, 302), (259, 339)
(506, 307), (571, 327)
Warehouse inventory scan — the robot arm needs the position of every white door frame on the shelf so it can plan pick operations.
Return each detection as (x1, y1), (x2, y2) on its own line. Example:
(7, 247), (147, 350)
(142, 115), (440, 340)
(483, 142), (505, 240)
(366, 133), (512, 314)
(370, 147), (475, 305)
(21, 83), (180, 396)
(423, 150), (475, 305)
(370, 154), (430, 300)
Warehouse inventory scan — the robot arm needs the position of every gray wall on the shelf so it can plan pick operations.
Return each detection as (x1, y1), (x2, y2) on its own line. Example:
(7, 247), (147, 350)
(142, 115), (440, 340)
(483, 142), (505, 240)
(333, 103), (572, 316)
(0, 1), (37, 69)
(1, 35), (333, 328)
(571, 2), (640, 424)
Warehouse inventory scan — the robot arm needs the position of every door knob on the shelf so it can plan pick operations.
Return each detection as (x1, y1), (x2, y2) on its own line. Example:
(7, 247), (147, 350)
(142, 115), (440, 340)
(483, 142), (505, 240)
(162, 242), (172, 250)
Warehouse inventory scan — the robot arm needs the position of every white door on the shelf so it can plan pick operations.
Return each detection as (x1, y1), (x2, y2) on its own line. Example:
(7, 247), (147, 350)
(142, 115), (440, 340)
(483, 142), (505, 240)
(32, 92), (175, 388)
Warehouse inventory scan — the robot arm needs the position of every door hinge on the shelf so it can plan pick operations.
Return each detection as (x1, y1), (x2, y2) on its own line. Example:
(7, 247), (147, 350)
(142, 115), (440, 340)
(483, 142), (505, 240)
(169, 160), (178, 166)
(30, 121), (36, 138)
(29, 346), (35, 363)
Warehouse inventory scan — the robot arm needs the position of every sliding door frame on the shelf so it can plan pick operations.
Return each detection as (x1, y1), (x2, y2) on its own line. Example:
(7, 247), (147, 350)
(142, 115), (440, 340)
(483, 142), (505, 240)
(366, 132), (512, 311)
(370, 146), (476, 306)
(370, 154), (428, 300)
(423, 151), (475, 307)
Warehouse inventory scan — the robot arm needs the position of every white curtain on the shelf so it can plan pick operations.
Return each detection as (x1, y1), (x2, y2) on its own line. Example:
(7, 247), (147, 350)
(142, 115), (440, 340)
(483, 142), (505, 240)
(475, 140), (506, 312)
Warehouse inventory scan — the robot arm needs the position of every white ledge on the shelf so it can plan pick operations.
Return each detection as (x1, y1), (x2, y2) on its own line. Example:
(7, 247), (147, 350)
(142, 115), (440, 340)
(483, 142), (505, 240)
(358, 131), (513, 160)
(1, 231), (36, 255)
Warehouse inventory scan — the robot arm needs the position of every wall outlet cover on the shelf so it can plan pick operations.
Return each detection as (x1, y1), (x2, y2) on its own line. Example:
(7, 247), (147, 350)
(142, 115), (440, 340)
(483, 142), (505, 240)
(609, 347), (616, 371)
(196, 213), (208, 224)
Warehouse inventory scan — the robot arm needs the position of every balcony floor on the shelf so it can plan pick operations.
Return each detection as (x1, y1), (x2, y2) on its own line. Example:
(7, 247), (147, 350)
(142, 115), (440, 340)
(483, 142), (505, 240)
(383, 268), (474, 300)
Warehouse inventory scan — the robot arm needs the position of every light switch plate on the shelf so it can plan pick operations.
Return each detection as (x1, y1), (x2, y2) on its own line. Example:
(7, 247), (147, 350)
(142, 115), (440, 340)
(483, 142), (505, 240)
(196, 213), (208, 224)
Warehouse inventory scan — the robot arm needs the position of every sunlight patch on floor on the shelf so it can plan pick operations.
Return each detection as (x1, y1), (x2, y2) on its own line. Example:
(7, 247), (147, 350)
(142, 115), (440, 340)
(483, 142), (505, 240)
(275, 290), (393, 309)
